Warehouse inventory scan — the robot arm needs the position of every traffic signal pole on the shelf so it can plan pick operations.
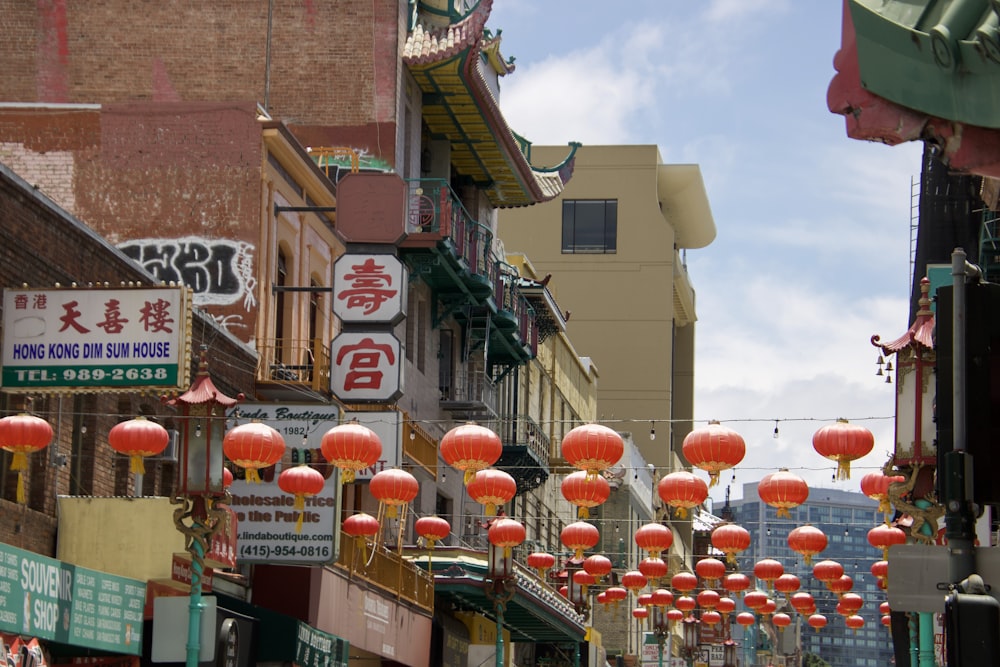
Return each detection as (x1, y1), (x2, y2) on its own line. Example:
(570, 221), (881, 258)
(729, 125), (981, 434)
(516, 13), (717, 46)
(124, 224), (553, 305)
(945, 248), (980, 586)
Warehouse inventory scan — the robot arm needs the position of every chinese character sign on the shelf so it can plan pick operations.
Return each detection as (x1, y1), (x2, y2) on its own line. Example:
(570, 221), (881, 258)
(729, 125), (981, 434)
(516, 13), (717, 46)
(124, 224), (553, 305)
(1, 287), (190, 391)
(330, 332), (402, 403)
(332, 254), (407, 325)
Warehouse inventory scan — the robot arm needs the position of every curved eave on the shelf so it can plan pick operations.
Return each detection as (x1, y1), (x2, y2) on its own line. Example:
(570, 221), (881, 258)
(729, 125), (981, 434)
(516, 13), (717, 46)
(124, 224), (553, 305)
(657, 164), (717, 249)
(848, 0), (1000, 130)
(873, 314), (935, 354)
(404, 3), (571, 207)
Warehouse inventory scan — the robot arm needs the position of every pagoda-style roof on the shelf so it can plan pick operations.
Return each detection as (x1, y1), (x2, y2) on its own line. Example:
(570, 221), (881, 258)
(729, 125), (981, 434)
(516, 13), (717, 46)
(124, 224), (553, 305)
(403, 0), (578, 207)
(872, 277), (935, 354)
(828, 0), (1000, 178)
(168, 351), (242, 407)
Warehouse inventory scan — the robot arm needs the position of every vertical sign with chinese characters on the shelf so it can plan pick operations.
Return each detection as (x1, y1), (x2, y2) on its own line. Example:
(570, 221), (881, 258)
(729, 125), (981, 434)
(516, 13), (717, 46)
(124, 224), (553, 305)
(330, 253), (406, 403)
(332, 254), (406, 325)
(1, 287), (190, 391)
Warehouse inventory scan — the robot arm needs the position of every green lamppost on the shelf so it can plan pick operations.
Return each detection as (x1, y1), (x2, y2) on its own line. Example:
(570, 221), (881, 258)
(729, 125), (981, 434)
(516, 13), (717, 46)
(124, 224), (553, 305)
(167, 350), (241, 667)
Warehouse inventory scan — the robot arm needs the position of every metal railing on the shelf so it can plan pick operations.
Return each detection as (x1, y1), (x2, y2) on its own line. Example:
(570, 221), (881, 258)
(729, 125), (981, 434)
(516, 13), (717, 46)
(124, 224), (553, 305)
(336, 532), (435, 612)
(496, 414), (550, 464)
(255, 338), (330, 393)
(440, 369), (498, 412)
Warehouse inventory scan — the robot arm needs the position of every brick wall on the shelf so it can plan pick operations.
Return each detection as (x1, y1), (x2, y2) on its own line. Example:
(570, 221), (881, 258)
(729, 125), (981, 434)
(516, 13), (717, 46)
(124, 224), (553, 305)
(0, 0), (401, 165)
(0, 164), (256, 557)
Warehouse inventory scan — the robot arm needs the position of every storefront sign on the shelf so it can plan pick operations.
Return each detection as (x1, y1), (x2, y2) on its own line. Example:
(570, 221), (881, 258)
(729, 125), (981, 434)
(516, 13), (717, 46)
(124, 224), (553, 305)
(205, 504), (238, 569)
(330, 332), (402, 402)
(333, 254), (406, 325)
(228, 464), (340, 564)
(233, 404), (342, 451)
(294, 621), (348, 667)
(0, 543), (146, 654)
(1, 287), (190, 391)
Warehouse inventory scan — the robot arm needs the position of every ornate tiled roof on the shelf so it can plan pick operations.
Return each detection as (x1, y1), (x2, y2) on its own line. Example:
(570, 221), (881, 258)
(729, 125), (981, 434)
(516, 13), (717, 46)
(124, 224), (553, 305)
(872, 277), (934, 354)
(403, 0), (577, 207)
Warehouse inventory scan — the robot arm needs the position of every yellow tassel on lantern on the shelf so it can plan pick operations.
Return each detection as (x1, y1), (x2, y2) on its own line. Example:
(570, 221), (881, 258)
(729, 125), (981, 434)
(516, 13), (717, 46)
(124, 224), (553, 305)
(11, 452), (28, 504)
(578, 507), (590, 519)
(246, 468), (262, 483)
(463, 469), (476, 485)
(130, 454), (146, 475)
(294, 494), (306, 533)
(342, 469), (357, 484)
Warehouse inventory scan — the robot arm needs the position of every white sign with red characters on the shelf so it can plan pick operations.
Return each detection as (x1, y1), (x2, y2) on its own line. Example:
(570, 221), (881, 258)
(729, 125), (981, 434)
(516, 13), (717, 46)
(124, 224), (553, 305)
(332, 253), (407, 325)
(1, 286), (190, 391)
(330, 332), (402, 403)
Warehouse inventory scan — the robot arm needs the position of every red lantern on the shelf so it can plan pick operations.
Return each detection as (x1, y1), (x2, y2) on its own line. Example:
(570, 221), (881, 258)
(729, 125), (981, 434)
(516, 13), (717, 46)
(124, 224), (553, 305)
(754, 559), (784, 589)
(667, 608), (684, 623)
(757, 468), (809, 518)
(743, 590), (768, 611)
(657, 471), (709, 518)
(772, 612), (792, 629)
(840, 592), (864, 614)
(812, 559), (844, 584)
(639, 557), (668, 586)
(717, 597), (736, 616)
(560, 521), (600, 559)
(724, 573), (751, 598)
(774, 574), (801, 595)
(223, 466), (233, 488)
(0, 413), (53, 504)
(701, 610), (722, 626)
(695, 557), (727, 587)
(108, 415), (169, 475)
(790, 592), (815, 614)
(880, 601), (891, 615)
(320, 421), (382, 484)
(527, 552), (556, 578)
(787, 524), (828, 565)
(650, 588), (674, 608)
(343, 512), (379, 559)
(440, 422), (502, 484)
(596, 591), (608, 606)
(634, 523), (674, 558)
(736, 612), (756, 628)
(671, 571), (699, 593)
(760, 598), (777, 616)
(573, 569), (597, 595)
(828, 575), (854, 597)
(812, 418), (874, 480)
(632, 607), (649, 621)
(622, 570), (648, 595)
(675, 595), (696, 615)
(871, 560), (889, 583)
(468, 468), (517, 516)
(808, 614), (828, 631)
(605, 586), (628, 609)
(415, 516), (451, 547)
(561, 470), (610, 519)
(223, 421), (286, 483)
(560, 423), (624, 478)
(488, 517), (525, 557)
(697, 589), (720, 610)
(638, 593), (653, 608)
(369, 468), (419, 519)
(681, 421), (746, 486)
(868, 523), (907, 560)
(278, 464), (326, 532)
(712, 524), (751, 565)
(860, 471), (906, 513)
(881, 614), (892, 627)
(845, 614), (865, 632)
(584, 554), (613, 581)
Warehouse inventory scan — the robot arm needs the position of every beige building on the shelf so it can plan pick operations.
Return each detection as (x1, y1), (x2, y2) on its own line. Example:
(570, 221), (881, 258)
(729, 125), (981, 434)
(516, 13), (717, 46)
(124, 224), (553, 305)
(498, 145), (717, 471)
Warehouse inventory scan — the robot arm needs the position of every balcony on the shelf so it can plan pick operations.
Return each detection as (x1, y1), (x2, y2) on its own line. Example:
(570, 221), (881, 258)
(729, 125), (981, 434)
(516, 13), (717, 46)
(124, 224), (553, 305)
(255, 338), (330, 401)
(495, 415), (550, 493)
(399, 178), (496, 309)
(440, 369), (498, 419)
(336, 532), (434, 612)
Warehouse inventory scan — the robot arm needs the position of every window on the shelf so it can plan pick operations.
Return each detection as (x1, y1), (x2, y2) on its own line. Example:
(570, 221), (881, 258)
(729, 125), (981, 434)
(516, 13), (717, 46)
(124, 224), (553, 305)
(562, 200), (617, 253)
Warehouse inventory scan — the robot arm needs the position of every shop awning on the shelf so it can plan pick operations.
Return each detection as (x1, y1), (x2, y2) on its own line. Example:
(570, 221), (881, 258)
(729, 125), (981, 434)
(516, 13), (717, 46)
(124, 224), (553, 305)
(416, 554), (586, 644)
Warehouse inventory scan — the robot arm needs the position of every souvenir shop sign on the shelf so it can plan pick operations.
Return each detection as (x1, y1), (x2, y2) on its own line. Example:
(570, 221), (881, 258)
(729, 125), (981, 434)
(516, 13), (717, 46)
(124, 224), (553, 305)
(1, 287), (190, 392)
(0, 543), (145, 654)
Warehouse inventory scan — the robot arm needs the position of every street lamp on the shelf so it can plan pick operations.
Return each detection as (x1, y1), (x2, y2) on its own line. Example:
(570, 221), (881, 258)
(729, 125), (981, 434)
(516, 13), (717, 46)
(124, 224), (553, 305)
(485, 516), (524, 667)
(680, 616), (710, 667)
(166, 350), (241, 667)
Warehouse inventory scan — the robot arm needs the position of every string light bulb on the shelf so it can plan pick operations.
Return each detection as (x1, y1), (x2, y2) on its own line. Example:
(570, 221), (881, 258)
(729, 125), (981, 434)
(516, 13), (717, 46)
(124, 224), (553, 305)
(773, 421), (780, 438)
(649, 421), (656, 441)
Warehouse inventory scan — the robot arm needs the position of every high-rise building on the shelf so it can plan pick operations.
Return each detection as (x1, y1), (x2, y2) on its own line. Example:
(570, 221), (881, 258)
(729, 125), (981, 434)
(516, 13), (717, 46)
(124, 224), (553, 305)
(727, 482), (895, 667)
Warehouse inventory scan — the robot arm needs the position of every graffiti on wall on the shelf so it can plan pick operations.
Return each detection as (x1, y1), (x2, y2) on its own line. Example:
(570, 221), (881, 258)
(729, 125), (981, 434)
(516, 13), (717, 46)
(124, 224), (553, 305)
(118, 236), (257, 330)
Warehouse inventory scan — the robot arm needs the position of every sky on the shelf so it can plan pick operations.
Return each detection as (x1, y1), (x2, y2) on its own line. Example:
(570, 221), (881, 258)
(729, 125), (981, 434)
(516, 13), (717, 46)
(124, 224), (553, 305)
(486, 0), (926, 504)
